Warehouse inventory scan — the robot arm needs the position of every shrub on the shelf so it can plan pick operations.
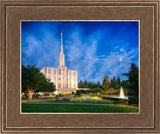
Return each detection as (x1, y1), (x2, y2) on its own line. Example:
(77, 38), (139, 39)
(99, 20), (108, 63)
(105, 88), (114, 95)
(90, 88), (103, 93)
(76, 90), (82, 97)
(63, 96), (71, 102)
(21, 92), (26, 99)
(110, 89), (120, 95)
(76, 88), (103, 96)
(81, 96), (90, 102)
(21, 95), (27, 99)
(102, 96), (121, 101)
(113, 99), (128, 105)
(32, 94), (40, 98)
(44, 93), (50, 96)
(58, 94), (64, 97)
(91, 96), (102, 102)
(100, 92), (108, 95)
(73, 98), (82, 103)
(55, 95), (61, 101)
(66, 94), (74, 97)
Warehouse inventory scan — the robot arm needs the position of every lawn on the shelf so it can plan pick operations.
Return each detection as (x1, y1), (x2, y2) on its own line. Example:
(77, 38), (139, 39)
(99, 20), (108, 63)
(22, 103), (138, 113)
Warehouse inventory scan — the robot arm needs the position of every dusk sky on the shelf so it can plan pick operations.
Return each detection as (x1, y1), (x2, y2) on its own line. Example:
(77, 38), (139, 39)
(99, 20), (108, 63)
(22, 21), (139, 83)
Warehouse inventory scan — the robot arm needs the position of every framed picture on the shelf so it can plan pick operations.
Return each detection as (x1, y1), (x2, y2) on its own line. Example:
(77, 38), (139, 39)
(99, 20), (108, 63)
(0, 0), (159, 133)
(21, 21), (139, 114)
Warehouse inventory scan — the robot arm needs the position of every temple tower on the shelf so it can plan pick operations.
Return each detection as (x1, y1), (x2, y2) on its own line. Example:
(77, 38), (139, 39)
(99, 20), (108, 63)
(41, 32), (78, 91)
(59, 32), (65, 66)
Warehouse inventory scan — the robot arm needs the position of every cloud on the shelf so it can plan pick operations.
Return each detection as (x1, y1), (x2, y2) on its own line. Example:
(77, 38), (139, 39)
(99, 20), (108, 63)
(22, 21), (139, 83)
(94, 47), (138, 82)
(64, 30), (138, 83)
(65, 31), (99, 81)
(22, 32), (60, 69)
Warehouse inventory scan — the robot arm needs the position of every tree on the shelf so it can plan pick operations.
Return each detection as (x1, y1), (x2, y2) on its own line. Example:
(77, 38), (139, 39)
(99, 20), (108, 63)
(110, 76), (121, 89)
(103, 75), (110, 91)
(121, 80), (130, 89)
(22, 65), (56, 99)
(116, 76), (121, 89)
(78, 80), (85, 88)
(78, 80), (103, 89)
(97, 81), (101, 88)
(117, 76), (121, 84)
(123, 63), (139, 105)
(84, 80), (88, 88)
(110, 76), (117, 89)
(88, 81), (94, 88)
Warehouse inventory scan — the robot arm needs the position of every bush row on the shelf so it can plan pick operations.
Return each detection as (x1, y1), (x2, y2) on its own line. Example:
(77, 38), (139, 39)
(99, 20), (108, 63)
(76, 88), (103, 96)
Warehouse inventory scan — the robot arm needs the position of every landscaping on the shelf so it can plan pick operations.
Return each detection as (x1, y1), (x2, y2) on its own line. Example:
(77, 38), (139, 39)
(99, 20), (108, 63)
(22, 94), (126, 104)
(21, 63), (139, 113)
(22, 93), (138, 113)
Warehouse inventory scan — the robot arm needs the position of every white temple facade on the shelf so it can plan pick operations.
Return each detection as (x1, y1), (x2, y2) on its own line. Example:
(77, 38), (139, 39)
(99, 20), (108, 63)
(41, 33), (78, 91)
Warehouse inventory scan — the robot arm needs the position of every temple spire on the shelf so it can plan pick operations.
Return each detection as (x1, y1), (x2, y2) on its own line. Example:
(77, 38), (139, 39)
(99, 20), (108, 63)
(61, 32), (63, 54)
(59, 32), (65, 66)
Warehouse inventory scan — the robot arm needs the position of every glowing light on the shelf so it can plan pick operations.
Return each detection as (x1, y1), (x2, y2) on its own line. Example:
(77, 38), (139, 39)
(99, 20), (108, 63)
(71, 79), (74, 88)
(71, 79), (74, 84)
(54, 90), (58, 95)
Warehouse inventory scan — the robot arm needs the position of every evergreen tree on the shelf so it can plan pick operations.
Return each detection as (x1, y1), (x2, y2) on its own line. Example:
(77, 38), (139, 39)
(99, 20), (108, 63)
(121, 80), (130, 89)
(123, 63), (139, 105)
(78, 80), (85, 88)
(117, 76), (121, 89)
(110, 76), (117, 89)
(97, 81), (101, 88)
(117, 76), (121, 83)
(84, 80), (88, 88)
(110, 76), (121, 89)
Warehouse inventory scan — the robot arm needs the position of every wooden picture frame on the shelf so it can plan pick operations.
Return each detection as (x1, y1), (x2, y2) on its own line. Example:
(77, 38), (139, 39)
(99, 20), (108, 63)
(0, 0), (159, 133)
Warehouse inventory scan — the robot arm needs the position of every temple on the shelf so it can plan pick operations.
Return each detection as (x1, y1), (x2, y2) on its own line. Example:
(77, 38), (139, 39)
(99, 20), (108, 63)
(41, 33), (78, 94)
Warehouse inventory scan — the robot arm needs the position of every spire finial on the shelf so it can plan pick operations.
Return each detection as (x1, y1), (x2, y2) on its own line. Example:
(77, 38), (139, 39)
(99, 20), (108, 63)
(61, 32), (63, 46)
(61, 32), (63, 53)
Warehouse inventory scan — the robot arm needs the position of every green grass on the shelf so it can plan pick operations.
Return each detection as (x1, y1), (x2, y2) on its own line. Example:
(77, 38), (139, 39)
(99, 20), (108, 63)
(22, 103), (138, 113)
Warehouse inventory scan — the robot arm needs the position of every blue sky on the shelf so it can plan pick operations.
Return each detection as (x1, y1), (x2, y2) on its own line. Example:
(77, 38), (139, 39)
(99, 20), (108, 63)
(22, 21), (139, 83)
